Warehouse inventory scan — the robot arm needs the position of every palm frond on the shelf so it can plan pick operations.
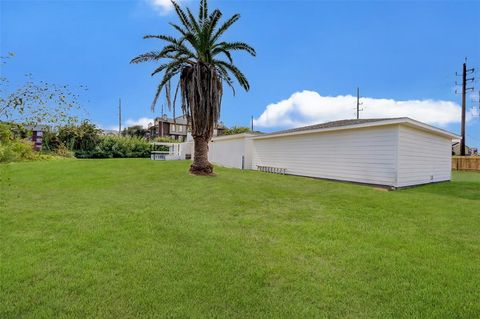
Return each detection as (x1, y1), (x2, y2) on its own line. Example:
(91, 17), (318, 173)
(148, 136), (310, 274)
(207, 9), (222, 37)
(214, 60), (250, 91)
(129, 51), (161, 64)
(210, 14), (240, 44)
(212, 48), (233, 63)
(151, 63), (169, 77)
(199, 0), (208, 25)
(151, 67), (181, 111)
(186, 7), (201, 35)
(171, 0), (194, 32)
(169, 22), (188, 37)
(180, 63), (223, 137)
(144, 34), (181, 45)
(215, 41), (256, 56)
(215, 64), (236, 95)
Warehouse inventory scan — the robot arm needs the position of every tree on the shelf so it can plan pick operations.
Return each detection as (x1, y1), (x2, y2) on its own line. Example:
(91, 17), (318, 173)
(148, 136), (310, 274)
(57, 121), (100, 152)
(224, 126), (251, 135)
(122, 125), (147, 138)
(130, 0), (255, 175)
(0, 54), (86, 126)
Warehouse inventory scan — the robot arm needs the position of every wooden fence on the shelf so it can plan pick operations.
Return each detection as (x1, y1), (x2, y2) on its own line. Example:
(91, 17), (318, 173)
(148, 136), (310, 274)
(452, 156), (480, 171)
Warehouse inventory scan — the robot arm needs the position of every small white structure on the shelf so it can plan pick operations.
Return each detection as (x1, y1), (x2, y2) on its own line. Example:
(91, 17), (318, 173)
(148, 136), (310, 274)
(202, 118), (459, 188)
(150, 142), (183, 160)
(208, 133), (256, 169)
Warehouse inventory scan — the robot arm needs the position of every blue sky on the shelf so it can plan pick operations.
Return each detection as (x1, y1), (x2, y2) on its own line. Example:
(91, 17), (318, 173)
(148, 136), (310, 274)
(1, 0), (479, 147)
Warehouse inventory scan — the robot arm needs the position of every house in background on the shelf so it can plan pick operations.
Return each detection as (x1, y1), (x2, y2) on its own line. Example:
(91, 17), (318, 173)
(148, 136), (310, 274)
(24, 125), (47, 151)
(452, 141), (477, 156)
(148, 114), (227, 141)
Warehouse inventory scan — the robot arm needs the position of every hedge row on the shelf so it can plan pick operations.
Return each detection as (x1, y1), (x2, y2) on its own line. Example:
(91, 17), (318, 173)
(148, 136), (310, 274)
(74, 135), (151, 158)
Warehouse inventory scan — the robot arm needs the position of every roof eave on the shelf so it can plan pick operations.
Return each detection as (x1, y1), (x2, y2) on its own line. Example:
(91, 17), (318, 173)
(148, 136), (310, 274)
(211, 133), (258, 141)
(402, 118), (460, 139)
(252, 118), (460, 140)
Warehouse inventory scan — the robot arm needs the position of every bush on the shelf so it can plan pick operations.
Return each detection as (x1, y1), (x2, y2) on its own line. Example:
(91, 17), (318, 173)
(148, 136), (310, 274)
(4, 121), (154, 160)
(0, 138), (37, 163)
(42, 129), (62, 152)
(223, 126), (251, 135)
(152, 136), (180, 143)
(52, 144), (75, 158)
(0, 123), (37, 163)
(75, 135), (151, 159)
(1, 123), (73, 163)
(122, 125), (147, 138)
(57, 121), (100, 152)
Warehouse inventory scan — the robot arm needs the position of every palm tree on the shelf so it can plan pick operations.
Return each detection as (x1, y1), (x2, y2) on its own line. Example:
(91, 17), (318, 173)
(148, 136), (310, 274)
(131, 0), (255, 175)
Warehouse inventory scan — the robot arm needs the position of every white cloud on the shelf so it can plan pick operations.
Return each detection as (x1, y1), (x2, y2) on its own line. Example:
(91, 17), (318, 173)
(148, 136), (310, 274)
(99, 117), (154, 132)
(125, 117), (155, 128)
(254, 90), (473, 129)
(146, 0), (186, 15)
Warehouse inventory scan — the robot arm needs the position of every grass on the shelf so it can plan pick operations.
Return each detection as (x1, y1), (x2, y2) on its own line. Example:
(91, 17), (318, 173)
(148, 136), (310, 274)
(0, 159), (479, 318)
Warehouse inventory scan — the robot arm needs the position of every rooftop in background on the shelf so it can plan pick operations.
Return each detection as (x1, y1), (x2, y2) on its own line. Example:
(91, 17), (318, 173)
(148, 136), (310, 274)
(154, 115), (188, 125)
(153, 114), (227, 129)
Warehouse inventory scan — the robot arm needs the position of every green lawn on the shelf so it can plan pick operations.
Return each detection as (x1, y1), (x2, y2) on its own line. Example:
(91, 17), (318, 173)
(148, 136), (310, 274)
(1, 159), (479, 318)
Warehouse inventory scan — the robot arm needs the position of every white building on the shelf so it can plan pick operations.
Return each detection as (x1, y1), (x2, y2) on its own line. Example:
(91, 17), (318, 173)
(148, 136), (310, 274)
(201, 118), (459, 188)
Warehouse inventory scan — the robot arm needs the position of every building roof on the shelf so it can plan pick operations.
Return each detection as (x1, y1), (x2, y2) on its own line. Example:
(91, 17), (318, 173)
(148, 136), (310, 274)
(154, 114), (227, 128)
(253, 117), (460, 140)
(155, 115), (188, 125)
(211, 132), (258, 141)
(265, 118), (398, 135)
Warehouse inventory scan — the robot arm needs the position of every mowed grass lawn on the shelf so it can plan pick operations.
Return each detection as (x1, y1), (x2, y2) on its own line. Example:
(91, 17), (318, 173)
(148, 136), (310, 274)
(0, 159), (479, 318)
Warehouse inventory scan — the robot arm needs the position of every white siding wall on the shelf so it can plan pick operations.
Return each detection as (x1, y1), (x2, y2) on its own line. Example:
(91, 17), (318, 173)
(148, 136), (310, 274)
(396, 126), (452, 187)
(208, 135), (253, 169)
(252, 126), (399, 186)
(179, 142), (193, 159)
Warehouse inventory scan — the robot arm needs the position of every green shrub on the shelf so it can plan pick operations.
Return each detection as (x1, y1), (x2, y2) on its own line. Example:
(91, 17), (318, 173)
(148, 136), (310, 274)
(0, 123), (37, 163)
(0, 139), (37, 163)
(122, 125), (147, 138)
(4, 121), (154, 160)
(53, 144), (75, 158)
(57, 121), (100, 152)
(152, 136), (179, 143)
(42, 130), (62, 152)
(75, 135), (151, 159)
(0, 123), (12, 143)
(223, 126), (251, 135)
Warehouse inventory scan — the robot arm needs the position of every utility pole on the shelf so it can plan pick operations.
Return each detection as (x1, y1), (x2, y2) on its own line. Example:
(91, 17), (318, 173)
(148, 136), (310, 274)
(455, 58), (475, 156)
(356, 87), (363, 119)
(118, 98), (122, 135)
(461, 62), (467, 156)
(251, 115), (254, 132)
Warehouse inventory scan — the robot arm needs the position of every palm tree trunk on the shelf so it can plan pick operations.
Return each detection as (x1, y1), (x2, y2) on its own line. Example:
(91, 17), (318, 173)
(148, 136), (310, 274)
(190, 136), (213, 175)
